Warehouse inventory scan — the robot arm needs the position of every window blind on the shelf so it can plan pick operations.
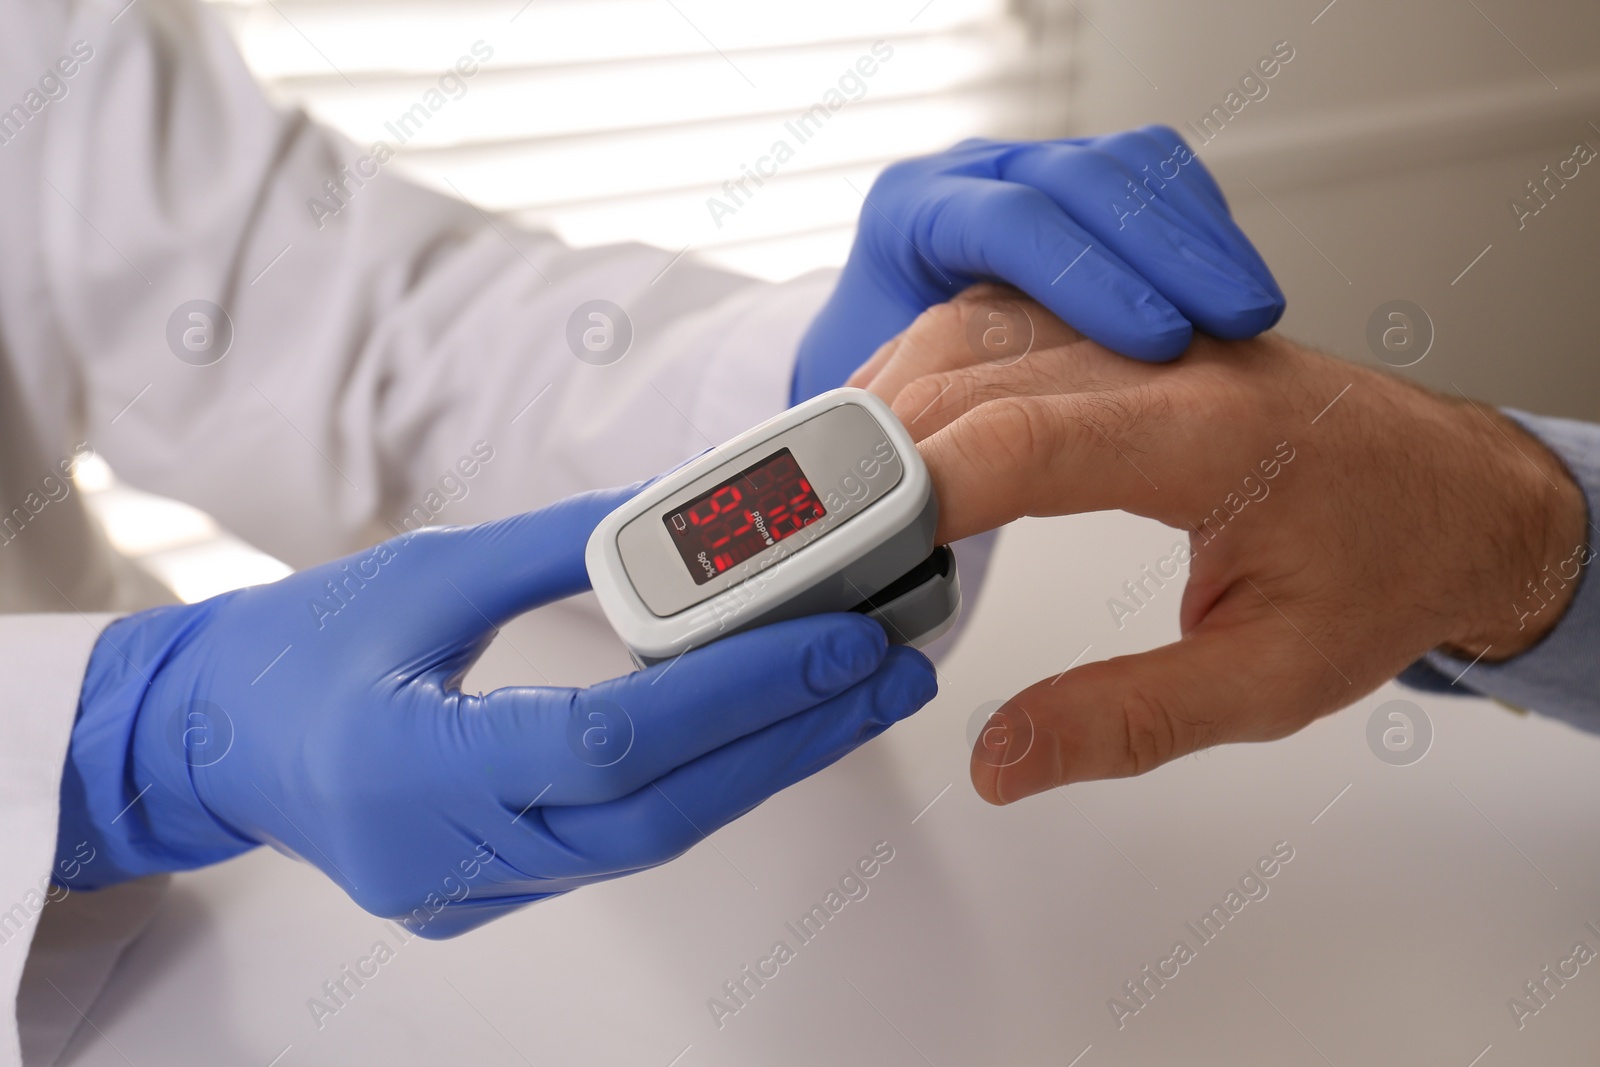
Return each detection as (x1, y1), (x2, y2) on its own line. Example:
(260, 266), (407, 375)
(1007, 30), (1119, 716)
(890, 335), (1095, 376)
(205, 0), (1070, 278)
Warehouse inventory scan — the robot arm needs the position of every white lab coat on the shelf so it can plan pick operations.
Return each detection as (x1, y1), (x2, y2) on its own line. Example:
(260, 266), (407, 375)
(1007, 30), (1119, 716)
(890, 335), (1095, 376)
(0, 0), (842, 1061)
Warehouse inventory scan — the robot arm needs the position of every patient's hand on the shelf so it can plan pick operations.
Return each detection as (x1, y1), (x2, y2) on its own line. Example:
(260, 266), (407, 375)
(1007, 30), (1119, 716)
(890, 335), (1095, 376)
(856, 286), (1587, 803)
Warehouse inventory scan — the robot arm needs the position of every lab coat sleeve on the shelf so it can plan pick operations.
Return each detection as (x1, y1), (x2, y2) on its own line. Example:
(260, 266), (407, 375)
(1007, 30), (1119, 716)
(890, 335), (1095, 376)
(1401, 410), (1600, 727)
(33, 0), (830, 570)
(0, 616), (104, 1067)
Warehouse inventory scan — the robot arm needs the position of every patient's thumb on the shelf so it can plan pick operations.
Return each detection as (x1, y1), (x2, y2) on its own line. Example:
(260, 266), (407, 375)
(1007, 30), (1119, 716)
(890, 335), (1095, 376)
(970, 620), (1319, 803)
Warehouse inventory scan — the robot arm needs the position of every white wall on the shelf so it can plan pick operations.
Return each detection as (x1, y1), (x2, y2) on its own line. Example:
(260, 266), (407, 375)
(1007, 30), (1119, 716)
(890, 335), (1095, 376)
(1053, 0), (1600, 419)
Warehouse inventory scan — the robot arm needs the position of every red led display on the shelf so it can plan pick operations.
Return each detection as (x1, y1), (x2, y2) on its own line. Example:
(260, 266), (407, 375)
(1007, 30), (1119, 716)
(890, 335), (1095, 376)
(663, 448), (826, 585)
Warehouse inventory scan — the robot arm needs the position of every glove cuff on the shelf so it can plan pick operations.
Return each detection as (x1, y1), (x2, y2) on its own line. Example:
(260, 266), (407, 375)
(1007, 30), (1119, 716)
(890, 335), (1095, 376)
(57, 603), (256, 890)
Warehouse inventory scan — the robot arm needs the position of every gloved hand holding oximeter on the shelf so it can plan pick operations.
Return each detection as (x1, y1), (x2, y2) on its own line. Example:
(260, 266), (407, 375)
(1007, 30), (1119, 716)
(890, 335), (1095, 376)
(56, 486), (935, 937)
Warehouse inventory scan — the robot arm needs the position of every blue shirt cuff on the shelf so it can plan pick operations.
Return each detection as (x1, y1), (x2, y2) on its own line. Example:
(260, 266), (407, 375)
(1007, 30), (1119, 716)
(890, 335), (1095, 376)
(1405, 409), (1600, 729)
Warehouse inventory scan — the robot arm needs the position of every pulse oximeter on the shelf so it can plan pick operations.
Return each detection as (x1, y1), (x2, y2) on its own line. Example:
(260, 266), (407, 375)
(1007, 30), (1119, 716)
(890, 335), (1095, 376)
(585, 388), (960, 665)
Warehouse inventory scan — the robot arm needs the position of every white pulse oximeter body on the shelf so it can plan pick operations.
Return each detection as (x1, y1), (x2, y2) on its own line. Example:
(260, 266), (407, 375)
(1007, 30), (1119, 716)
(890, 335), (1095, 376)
(586, 388), (960, 665)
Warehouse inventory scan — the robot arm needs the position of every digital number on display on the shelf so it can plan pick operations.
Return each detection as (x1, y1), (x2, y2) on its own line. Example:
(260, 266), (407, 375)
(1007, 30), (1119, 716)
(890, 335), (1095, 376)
(662, 448), (827, 584)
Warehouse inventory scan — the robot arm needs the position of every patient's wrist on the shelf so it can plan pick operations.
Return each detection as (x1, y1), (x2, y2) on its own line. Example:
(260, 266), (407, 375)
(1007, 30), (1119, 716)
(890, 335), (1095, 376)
(1442, 405), (1589, 661)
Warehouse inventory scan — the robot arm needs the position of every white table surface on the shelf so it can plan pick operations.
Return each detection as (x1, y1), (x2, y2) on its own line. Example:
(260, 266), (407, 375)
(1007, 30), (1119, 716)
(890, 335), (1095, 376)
(60, 510), (1600, 1066)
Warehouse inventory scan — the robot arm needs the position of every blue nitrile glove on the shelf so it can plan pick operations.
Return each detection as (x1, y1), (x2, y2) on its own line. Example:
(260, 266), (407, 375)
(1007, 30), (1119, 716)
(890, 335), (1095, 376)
(56, 485), (935, 938)
(792, 125), (1286, 401)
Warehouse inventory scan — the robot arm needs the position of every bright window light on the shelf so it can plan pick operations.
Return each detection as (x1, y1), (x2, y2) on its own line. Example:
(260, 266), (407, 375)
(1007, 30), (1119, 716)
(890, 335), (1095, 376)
(77, 471), (293, 603)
